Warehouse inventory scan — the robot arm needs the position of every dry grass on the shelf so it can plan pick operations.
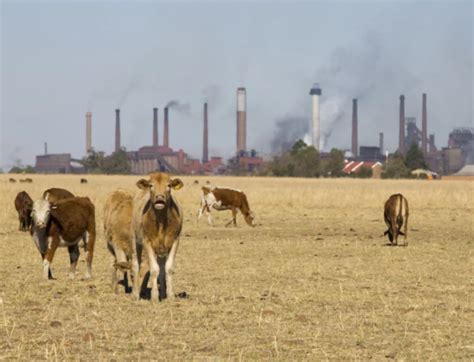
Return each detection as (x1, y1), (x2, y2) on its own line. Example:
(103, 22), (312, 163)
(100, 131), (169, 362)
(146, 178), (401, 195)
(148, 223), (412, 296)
(0, 174), (473, 359)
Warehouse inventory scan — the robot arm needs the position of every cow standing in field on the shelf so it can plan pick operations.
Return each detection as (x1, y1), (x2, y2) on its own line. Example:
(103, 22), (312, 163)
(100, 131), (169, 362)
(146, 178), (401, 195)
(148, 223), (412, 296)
(197, 186), (255, 227)
(14, 191), (33, 231)
(80, 178), (88, 184)
(43, 187), (75, 202)
(132, 172), (183, 302)
(104, 189), (139, 298)
(30, 197), (96, 279)
(384, 193), (409, 246)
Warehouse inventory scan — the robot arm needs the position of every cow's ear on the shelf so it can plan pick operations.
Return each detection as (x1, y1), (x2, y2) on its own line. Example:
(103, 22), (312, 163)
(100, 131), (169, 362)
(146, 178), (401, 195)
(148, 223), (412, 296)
(136, 179), (151, 190)
(170, 178), (184, 190)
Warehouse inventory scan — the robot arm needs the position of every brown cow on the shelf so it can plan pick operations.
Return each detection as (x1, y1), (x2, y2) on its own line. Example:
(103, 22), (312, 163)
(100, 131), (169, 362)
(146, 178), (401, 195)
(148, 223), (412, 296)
(132, 172), (183, 302)
(104, 189), (139, 298)
(31, 197), (96, 280)
(14, 191), (33, 231)
(80, 178), (88, 184)
(384, 193), (409, 246)
(43, 187), (74, 202)
(9, 178), (16, 183)
(197, 186), (255, 227)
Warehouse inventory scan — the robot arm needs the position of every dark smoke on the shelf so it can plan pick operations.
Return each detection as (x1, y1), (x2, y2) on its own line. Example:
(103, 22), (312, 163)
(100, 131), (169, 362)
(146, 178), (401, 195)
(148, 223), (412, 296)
(271, 115), (309, 154)
(165, 100), (191, 115)
(117, 77), (143, 108)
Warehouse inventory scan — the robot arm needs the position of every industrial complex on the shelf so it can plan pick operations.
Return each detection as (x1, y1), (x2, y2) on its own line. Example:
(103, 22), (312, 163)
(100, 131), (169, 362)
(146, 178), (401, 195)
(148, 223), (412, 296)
(34, 86), (473, 176)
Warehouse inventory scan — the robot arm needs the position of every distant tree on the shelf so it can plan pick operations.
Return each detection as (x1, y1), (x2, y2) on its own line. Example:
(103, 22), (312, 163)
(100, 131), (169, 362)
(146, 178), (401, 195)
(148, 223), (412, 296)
(268, 140), (320, 177)
(102, 148), (131, 174)
(321, 148), (345, 177)
(382, 152), (410, 179)
(356, 166), (373, 178)
(82, 149), (106, 174)
(9, 165), (36, 174)
(404, 143), (427, 170)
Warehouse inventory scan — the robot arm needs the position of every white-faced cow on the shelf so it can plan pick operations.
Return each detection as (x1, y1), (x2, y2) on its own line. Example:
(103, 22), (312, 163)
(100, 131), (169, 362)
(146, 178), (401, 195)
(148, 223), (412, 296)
(104, 189), (139, 298)
(384, 193), (409, 246)
(132, 172), (183, 302)
(14, 191), (33, 231)
(30, 197), (96, 279)
(197, 186), (255, 227)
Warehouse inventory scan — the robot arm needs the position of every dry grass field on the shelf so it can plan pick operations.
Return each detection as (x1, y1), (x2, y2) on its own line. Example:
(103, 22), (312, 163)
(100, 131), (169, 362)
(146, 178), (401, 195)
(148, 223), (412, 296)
(0, 174), (473, 360)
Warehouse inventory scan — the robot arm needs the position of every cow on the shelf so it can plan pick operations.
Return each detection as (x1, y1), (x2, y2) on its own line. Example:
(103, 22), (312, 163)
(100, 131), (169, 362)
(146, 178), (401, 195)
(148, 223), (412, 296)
(193, 180), (199, 185)
(103, 189), (139, 298)
(197, 186), (255, 227)
(132, 172), (183, 302)
(43, 187), (75, 202)
(20, 178), (33, 183)
(30, 197), (96, 280)
(14, 191), (33, 231)
(80, 178), (88, 184)
(9, 178), (16, 183)
(384, 193), (409, 246)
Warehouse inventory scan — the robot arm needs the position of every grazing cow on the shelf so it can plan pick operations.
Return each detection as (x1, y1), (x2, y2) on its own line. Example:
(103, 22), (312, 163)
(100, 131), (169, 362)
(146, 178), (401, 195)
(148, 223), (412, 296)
(80, 178), (88, 184)
(43, 187), (74, 202)
(103, 189), (139, 298)
(14, 191), (33, 231)
(384, 193), (409, 246)
(20, 178), (33, 183)
(193, 180), (199, 185)
(197, 186), (255, 227)
(30, 197), (96, 280)
(206, 180), (211, 185)
(132, 172), (183, 302)
(9, 178), (16, 183)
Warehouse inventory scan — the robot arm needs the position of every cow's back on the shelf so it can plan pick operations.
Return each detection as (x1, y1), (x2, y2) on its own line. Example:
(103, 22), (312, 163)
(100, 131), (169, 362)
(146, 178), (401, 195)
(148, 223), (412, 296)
(51, 197), (94, 241)
(43, 188), (75, 203)
(213, 188), (245, 208)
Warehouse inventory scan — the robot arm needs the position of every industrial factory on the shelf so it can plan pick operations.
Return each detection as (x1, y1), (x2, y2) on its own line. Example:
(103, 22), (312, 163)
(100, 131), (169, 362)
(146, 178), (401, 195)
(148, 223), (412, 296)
(35, 87), (263, 175)
(34, 85), (472, 176)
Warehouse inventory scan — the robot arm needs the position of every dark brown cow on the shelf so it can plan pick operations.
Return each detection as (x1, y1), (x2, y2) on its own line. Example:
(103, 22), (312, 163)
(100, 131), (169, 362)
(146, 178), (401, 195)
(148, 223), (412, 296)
(43, 188), (74, 202)
(80, 178), (88, 184)
(384, 193), (409, 246)
(9, 178), (16, 183)
(197, 186), (255, 227)
(14, 191), (33, 231)
(31, 197), (96, 280)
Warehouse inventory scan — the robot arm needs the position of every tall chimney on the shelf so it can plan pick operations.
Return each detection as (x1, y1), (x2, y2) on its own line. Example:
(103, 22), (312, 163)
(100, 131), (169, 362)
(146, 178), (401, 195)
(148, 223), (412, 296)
(153, 107), (158, 147)
(44, 142), (48, 155)
(86, 112), (92, 154)
(421, 93), (427, 155)
(352, 98), (358, 157)
(399, 95), (405, 154)
(236, 88), (247, 154)
(379, 132), (384, 155)
(203, 102), (209, 164)
(163, 107), (169, 148)
(115, 109), (121, 152)
(309, 83), (322, 151)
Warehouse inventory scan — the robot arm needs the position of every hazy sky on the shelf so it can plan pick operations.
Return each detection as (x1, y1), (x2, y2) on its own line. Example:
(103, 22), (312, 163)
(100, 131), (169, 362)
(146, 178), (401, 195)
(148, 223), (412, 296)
(1, 0), (472, 169)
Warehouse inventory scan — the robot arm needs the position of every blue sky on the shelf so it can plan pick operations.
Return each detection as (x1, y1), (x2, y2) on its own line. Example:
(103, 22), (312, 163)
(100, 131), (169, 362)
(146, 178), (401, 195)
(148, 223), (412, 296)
(1, 0), (472, 169)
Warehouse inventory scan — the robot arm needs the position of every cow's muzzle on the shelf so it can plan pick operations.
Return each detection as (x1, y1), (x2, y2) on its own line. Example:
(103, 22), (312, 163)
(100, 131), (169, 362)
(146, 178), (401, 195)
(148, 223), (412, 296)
(153, 195), (166, 210)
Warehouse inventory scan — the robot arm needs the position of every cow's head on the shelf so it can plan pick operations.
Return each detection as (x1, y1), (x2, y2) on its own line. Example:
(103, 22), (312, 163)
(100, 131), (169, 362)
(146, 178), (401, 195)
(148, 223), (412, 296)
(244, 211), (256, 227)
(31, 199), (51, 229)
(137, 172), (183, 211)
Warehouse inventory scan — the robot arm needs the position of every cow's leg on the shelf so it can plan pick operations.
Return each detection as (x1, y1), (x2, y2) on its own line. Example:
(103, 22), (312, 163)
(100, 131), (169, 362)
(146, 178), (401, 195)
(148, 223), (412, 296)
(403, 218), (408, 247)
(145, 243), (160, 303)
(85, 218), (96, 279)
(113, 246), (127, 293)
(165, 238), (179, 300)
(43, 235), (60, 280)
(68, 244), (80, 280)
(130, 250), (140, 300)
(225, 208), (237, 227)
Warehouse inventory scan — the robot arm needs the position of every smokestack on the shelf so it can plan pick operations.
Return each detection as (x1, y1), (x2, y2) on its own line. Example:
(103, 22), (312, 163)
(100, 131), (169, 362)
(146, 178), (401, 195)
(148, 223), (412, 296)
(203, 102), (209, 164)
(352, 98), (358, 157)
(163, 107), (169, 148)
(236, 87), (247, 154)
(379, 132), (384, 155)
(115, 109), (121, 152)
(399, 95), (405, 154)
(309, 83), (322, 151)
(44, 142), (48, 155)
(153, 108), (158, 147)
(86, 112), (92, 154)
(422, 93), (427, 155)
